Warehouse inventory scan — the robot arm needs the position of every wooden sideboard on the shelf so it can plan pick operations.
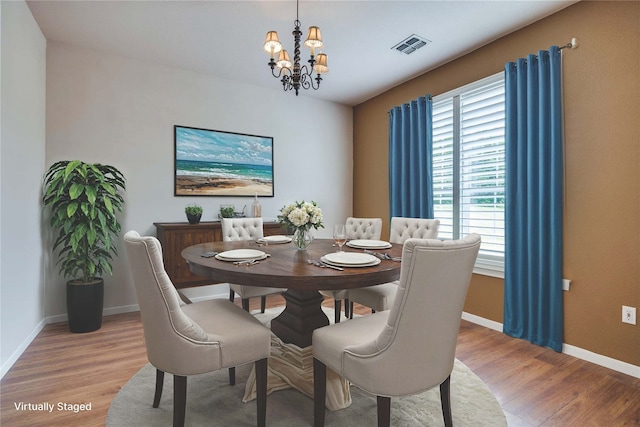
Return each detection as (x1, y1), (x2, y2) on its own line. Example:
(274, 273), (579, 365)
(154, 221), (289, 289)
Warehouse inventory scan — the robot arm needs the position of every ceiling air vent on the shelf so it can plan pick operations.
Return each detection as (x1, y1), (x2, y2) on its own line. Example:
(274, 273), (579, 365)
(391, 34), (431, 55)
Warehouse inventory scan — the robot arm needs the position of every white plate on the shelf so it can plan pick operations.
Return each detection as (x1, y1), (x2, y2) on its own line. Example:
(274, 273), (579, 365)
(258, 235), (292, 244)
(215, 249), (266, 261)
(321, 252), (380, 267)
(346, 239), (392, 249)
(321, 254), (381, 268)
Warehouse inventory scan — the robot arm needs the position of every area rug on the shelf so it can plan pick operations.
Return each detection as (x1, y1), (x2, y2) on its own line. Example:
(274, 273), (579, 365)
(106, 307), (506, 426)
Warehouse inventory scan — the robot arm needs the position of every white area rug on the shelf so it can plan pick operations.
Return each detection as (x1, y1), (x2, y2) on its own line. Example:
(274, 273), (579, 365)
(106, 307), (506, 426)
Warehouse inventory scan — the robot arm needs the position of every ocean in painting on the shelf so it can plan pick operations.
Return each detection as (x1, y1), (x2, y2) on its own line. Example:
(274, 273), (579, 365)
(176, 159), (272, 183)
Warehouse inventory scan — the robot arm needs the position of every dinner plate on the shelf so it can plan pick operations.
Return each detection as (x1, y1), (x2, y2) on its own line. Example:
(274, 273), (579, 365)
(215, 249), (267, 261)
(321, 252), (381, 268)
(258, 235), (292, 244)
(346, 239), (392, 250)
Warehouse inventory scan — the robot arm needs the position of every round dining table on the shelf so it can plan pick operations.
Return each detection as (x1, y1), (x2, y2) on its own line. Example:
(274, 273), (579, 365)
(183, 238), (403, 409)
(182, 238), (402, 348)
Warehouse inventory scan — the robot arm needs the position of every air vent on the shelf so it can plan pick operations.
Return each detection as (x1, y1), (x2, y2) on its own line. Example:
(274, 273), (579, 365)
(391, 34), (431, 55)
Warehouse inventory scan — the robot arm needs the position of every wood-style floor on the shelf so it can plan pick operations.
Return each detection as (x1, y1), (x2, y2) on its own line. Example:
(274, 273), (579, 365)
(1, 295), (639, 427)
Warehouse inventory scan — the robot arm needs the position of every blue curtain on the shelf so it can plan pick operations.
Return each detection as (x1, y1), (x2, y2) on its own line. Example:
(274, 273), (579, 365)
(388, 96), (434, 219)
(504, 47), (564, 352)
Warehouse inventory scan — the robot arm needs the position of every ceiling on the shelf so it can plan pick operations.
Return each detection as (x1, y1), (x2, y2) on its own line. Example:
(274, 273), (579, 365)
(26, 0), (577, 106)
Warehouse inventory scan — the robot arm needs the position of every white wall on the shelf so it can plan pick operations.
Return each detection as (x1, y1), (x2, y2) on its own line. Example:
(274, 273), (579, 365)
(0, 1), (47, 376)
(45, 42), (353, 317)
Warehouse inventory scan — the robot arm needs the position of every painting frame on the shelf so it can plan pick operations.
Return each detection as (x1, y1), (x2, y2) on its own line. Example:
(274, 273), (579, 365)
(174, 125), (274, 197)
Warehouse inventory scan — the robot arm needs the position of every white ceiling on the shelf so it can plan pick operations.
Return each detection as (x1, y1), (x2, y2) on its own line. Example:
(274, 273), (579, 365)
(26, 0), (577, 106)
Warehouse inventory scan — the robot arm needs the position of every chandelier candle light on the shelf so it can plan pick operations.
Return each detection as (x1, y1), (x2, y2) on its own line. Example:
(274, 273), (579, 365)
(263, 0), (329, 95)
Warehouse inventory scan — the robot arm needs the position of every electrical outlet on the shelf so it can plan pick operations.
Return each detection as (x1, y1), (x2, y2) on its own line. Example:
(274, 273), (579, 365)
(562, 279), (571, 291)
(622, 306), (636, 325)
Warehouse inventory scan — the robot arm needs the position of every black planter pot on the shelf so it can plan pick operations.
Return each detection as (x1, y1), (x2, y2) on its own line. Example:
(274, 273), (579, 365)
(67, 278), (104, 333)
(186, 213), (202, 224)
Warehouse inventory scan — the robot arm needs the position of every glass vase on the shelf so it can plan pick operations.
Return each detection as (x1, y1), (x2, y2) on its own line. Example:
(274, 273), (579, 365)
(293, 228), (313, 250)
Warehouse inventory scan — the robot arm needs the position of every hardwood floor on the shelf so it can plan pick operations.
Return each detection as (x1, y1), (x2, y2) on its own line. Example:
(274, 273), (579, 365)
(1, 294), (638, 426)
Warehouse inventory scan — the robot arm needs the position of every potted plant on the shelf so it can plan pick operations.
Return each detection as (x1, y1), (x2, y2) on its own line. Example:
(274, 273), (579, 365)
(219, 205), (235, 219)
(185, 204), (203, 224)
(43, 160), (126, 333)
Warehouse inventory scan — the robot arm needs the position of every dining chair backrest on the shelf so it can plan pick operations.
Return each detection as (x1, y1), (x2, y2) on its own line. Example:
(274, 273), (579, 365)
(221, 218), (264, 241)
(389, 217), (440, 244)
(345, 217), (382, 240)
(124, 231), (219, 375)
(342, 234), (480, 396)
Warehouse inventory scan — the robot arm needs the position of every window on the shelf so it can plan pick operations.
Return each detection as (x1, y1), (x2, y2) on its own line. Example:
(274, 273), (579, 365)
(432, 73), (505, 277)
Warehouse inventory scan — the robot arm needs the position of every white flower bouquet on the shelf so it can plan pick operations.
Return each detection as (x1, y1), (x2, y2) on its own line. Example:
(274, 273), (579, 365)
(277, 200), (324, 232)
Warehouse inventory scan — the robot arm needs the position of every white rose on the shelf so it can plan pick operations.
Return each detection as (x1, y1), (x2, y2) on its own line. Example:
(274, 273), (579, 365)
(280, 203), (294, 217)
(288, 208), (310, 227)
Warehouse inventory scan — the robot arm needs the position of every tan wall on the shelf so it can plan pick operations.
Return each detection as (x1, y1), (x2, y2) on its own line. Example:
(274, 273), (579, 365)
(353, 1), (640, 366)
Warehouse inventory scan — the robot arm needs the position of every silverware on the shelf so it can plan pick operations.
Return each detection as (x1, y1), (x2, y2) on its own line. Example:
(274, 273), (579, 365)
(383, 253), (402, 262)
(307, 259), (344, 271)
(234, 259), (260, 266)
(364, 249), (401, 262)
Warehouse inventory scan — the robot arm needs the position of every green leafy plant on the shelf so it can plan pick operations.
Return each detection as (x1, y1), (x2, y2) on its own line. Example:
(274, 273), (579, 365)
(43, 160), (126, 284)
(185, 204), (203, 216)
(219, 205), (235, 218)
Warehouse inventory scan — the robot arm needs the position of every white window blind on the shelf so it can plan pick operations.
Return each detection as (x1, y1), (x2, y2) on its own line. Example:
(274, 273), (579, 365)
(433, 74), (505, 277)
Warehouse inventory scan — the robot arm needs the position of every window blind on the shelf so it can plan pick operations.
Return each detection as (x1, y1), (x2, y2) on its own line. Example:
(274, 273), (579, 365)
(432, 74), (505, 276)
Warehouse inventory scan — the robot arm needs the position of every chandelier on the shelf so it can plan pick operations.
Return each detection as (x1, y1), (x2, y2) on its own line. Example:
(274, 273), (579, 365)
(263, 0), (329, 95)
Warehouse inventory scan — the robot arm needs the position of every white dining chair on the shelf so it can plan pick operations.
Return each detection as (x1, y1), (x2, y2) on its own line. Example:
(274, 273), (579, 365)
(222, 218), (285, 312)
(313, 234), (481, 427)
(347, 217), (440, 316)
(124, 231), (271, 427)
(320, 217), (382, 323)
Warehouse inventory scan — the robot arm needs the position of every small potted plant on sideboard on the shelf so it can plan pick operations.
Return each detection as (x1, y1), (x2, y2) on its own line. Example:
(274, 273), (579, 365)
(185, 204), (203, 224)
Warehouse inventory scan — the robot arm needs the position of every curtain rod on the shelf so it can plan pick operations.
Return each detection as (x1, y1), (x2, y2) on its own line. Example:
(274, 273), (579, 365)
(559, 38), (579, 50)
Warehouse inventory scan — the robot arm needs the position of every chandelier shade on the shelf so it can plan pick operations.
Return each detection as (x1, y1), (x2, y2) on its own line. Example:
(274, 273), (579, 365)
(304, 26), (323, 51)
(276, 50), (292, 69)
(314, 53), (329, 74)
(263, 0), (328, 95)
(263, 31), (283, 54)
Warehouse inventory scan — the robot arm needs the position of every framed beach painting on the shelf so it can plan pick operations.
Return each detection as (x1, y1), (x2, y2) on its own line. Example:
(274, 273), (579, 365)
(174, 125), (274, 197)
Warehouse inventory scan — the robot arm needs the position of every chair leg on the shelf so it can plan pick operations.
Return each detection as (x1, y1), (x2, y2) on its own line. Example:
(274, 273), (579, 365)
(349, 301), (354, 319)
(440, 375), (453, 427)
(376, 396), (391, 427)
(344, 298), (350, 318)
(229, 289), (235, 302)
(334, 300), (342, 323)
(242, 298), (250, 312)
(228, 367), (236, 385)
(153, 369), (164, 408)
(255, 358), (268, 427)
(173, 375), (187, 427)
(313, 358), (327, 427)
(260, 296), (267, 313)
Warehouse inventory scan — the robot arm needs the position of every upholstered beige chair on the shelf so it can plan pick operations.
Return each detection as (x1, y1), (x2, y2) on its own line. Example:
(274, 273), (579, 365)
(124, 231), (270, 427)
(348, 217), (440, 316)
(222, 218), (284, 312)
(320, 217), (382, 323)
(313, 234), (481, 427)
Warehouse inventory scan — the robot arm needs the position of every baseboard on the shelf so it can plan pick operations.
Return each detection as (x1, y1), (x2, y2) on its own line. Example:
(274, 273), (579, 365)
(462, 311), (503, 332)
(462, 311), (640, 379)
(0, 318), (47, 379)
(562, 343), (640, 378)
